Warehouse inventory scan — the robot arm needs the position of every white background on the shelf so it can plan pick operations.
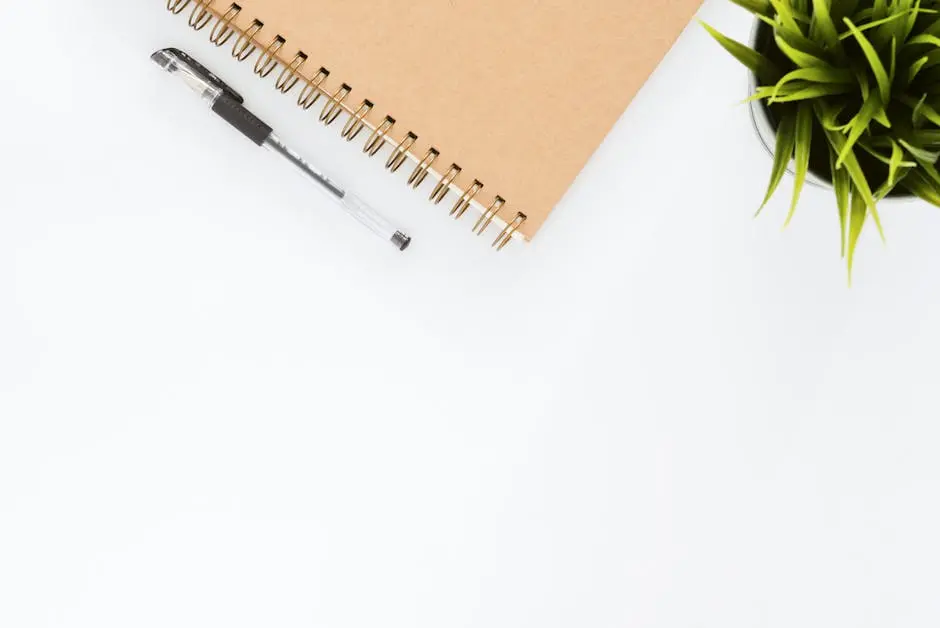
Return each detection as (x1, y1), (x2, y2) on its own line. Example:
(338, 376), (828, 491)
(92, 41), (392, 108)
(3, 1), (940, 626)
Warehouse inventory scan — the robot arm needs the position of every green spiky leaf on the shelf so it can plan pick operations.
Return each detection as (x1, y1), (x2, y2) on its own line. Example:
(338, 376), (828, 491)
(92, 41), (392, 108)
(902, 168), (940, 205)
(786, 103), (814, 227)
(730, 0), (773, 16)
(771, 66), (855, 101)
(844, 17), (893, 103)
(846, 189), (867, 285)
(889, 140), (912, 185)
(704, 0), (940, 280)
(811, 0), (843, 51)
(701, 21), (781, 83)
(822, 126), (887, 242)
(836, 91), (884, 168)
(899, 138), (940, 162)
(758, 111), (798, 215)
(775, 31), (830, 67)
(830, 149), (851, 258)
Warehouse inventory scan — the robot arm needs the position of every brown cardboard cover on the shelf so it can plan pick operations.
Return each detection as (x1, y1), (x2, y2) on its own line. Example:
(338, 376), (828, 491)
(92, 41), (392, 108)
(217, 0), (703, 239)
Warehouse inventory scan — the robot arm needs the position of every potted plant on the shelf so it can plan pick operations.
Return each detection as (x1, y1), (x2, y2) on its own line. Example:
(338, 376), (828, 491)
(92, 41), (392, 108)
(702, 0), (940, 280)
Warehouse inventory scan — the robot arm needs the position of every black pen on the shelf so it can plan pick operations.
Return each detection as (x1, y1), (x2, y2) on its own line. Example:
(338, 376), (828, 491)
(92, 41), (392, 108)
(152, 48), (411, 251)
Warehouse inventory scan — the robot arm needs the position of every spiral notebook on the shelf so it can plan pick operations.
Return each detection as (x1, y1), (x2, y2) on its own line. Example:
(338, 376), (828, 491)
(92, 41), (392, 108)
(166, 0), (702, 250)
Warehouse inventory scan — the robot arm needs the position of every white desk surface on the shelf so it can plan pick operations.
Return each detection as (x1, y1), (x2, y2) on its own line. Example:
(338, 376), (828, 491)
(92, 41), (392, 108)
(3, 1), (939, 626)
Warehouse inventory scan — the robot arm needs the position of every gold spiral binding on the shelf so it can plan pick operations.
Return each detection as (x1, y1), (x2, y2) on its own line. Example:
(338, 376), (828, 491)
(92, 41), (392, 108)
(167, 2), (527, 250)
(493, 213), (526, 250)
(386, 133), (417, 172)
(189, 0), (214, 30)
(364, 116), (395, 157)
(320, 84), (351, 125)
(430, 164), (461, 204)
(275, 52), (307, 93)
(232, 19), (263, 61)
(452, 180), (483, 219)
(210, 3), (240, 46)
(297, 68), (329, 109)
(408, 149), (439, 188)
(342, 101), (374, 142)
(254, 36), (285, 77)
(167, 0), (191, 14)
(473, 196), (506, 235)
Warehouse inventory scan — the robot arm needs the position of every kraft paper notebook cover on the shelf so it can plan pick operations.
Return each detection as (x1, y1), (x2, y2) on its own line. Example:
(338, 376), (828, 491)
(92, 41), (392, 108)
(166, 0), (703, 249)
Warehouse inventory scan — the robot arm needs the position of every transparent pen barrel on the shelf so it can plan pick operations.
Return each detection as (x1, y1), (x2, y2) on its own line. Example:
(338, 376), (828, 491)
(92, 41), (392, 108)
(264, 135), (410, 250)
(339, 192), (397, 242)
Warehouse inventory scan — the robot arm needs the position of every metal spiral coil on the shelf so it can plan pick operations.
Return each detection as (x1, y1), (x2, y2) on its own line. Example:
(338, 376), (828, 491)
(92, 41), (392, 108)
(364, 116), (396, 157)
(430, 164), (461, 204)
(232, 19), (263, 61)
(342, 101), (374, 142)
(165, 0), (526, 249)
(493, 213), (527, 250)
(297, 68), (329, 109)
(275, 52), (307, 93)
(474, 196), (506, 235)
(386, 133), (417, 173)
(408, 149), (439, 189)
(189, 0), (214, 30)
(452, 180), (483, 219)
(167, 0), (191, 15)
(320, 84), (351, 125)
(210, 3), (240, 46)
(254, 36), (285, 77)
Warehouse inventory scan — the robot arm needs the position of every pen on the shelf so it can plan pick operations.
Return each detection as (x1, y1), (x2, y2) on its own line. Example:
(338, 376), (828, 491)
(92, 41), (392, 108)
(151, 48), (411, 251)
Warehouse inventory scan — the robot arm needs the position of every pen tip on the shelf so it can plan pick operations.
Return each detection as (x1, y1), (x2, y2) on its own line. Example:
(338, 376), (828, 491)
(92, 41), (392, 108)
(392, 232), (412, 252)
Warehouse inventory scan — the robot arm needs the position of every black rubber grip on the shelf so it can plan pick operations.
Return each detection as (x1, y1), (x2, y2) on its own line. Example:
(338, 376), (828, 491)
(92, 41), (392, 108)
(212, 96), (273, 146)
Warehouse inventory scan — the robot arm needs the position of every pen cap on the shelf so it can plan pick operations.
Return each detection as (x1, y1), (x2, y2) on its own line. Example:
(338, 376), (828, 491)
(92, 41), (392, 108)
(152, 48), (227, 105)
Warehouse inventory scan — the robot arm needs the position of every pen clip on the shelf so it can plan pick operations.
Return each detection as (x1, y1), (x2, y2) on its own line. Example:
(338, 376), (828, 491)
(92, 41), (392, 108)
(154, 47), (245, 104)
